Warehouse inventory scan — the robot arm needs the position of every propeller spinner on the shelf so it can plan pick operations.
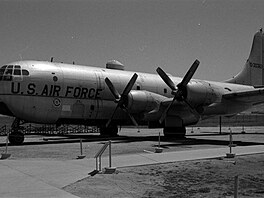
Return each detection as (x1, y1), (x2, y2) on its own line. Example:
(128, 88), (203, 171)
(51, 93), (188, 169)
(105, 73), (138, 128)
(156, 59), (200, 123)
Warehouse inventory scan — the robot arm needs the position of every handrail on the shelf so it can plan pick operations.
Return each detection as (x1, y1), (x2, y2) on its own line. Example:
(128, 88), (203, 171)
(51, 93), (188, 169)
(94, 140), (112, 171)
(94, 142), (109, 158)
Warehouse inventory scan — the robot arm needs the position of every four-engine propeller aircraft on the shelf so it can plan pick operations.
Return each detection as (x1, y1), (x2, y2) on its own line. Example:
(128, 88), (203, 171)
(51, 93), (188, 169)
(1, 30), (264, 145)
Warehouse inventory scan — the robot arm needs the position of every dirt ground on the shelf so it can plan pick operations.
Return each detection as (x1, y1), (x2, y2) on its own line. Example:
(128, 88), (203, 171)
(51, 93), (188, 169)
(64, 154), (264, 198)
(1, 126), (264, 197)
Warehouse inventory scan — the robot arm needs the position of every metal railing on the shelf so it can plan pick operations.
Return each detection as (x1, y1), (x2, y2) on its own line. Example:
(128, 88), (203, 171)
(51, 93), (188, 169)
(94, 140), (112, 172)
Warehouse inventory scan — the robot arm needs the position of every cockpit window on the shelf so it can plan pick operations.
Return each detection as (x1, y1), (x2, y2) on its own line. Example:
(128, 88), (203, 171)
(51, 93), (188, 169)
(0, 66), (6, 81)
(14, 69), (21, 75)
(5, 68), (13, 75)
(0, 66), (6, 75)
(22, 69), (29, 76)
(14, 65), (21, 75)
(0, 65), (29, 81)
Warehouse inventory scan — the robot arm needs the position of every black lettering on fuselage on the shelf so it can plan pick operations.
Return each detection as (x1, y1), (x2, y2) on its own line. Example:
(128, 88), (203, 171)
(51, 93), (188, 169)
(64, 86), (101, 99)
(41, 85), (49, 96)
(49, 85), (54, 96)
(11, 82), (20, 94)
(11, 81), (101, 99)
(80, 87), (89, 98)
(53, 85), (61, 97)
(95, 88), (102, 99)
(27, 83), (36, 95)
(41, 84), (61, 96)
(73, 87), (81, 98)
(88, 88), (95, 98)
(65, 86), (73, 97)
(14, 83), (101, 99)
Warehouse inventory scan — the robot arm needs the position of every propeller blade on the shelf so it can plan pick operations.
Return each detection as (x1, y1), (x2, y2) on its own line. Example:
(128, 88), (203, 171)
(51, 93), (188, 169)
(159, 97), (177, 124)
(123, 106), (138, 126)
(106, 104), (120, 128)
(105, 73), (138, 128)
(156, 67), (177, 91)
(157, 59), (200, 123)
(180, 59), (200, 87)
(122, 73), (138, 96)
(105, 77), (121, 100)
(183, 99), (201, 120)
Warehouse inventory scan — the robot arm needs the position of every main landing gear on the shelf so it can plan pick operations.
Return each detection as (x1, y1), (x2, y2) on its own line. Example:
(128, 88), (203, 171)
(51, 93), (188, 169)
(8, 118), (25, 145)
(99, 125), (119, 137)
(163, 126), (186, 139)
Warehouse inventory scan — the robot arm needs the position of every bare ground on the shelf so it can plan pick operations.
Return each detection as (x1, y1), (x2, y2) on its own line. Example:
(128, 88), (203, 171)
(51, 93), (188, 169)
(64, 154), (264, 198)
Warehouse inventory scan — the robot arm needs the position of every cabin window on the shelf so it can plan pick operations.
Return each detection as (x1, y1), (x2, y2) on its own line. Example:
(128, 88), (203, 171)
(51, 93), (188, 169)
(137, 85), (140, 90)
(164, 88), (167, 94)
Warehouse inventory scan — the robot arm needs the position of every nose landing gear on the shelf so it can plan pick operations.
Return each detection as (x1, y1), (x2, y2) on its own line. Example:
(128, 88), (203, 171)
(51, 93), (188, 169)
(8, 118), (24, 145)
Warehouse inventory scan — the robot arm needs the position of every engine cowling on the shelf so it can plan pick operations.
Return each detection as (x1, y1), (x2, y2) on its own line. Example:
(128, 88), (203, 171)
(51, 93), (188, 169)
(187, 81), (219, 107)
(126, 90), (166, 114)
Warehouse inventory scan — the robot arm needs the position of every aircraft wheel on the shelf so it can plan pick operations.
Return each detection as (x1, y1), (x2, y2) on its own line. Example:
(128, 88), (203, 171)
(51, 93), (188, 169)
(163, 127), (186, 139)
(8, 131), (25, 145)
(99, 125), (118, 137)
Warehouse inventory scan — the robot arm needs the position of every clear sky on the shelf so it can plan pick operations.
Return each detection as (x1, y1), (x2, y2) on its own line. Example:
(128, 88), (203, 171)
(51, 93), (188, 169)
(0, 0), (263, 81)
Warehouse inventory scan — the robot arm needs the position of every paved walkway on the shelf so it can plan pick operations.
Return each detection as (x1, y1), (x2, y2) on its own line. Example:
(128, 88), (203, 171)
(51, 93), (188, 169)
(0, 145), (264, 198)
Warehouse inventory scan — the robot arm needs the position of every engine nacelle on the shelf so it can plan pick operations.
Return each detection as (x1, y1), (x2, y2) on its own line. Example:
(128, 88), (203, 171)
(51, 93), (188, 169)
(187, 81), (219, 107)
(127, 90), (166, 114)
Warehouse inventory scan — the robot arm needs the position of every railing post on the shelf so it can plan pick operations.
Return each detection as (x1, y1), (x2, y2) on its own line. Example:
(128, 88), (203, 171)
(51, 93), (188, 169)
(80, 139), (83, 155)
(219, 116), (222, 135)
(109, 140), (112, 168)
(234, 175), (239, 198)
(99, 156), (102, 171)
(96, 158), (98, 171)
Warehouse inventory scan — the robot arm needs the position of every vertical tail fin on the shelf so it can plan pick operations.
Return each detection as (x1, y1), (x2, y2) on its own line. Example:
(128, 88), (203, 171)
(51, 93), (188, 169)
(227, 29), (264, 86)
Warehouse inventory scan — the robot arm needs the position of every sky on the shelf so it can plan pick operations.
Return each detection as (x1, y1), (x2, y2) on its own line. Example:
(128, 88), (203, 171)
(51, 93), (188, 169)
(0, 0), (264, 81)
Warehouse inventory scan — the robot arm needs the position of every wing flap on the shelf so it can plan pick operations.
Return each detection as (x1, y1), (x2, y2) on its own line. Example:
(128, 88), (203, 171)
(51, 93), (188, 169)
(223, 88), (264, 104)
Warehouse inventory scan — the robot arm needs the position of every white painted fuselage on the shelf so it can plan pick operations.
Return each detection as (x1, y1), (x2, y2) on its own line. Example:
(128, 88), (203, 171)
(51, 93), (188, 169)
(0, 60), (255, 127)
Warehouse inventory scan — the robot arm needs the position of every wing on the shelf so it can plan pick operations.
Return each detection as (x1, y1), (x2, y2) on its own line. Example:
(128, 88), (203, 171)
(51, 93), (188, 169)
(223, 88), (264, 105)
(146, 98), (201, 124)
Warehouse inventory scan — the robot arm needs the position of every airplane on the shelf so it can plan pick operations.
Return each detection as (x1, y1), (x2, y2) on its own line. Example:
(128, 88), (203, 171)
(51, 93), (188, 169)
(1, 29), (264, 145)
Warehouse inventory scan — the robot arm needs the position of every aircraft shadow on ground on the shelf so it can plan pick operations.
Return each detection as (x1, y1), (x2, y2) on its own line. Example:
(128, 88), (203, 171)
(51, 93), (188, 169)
(111, 135), (264, 148)
(0, 133), (264, 147)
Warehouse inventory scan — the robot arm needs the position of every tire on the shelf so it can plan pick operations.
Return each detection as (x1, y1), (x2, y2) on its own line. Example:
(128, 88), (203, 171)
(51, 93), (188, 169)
(8, 131), (24, 145)
(99, 125), (118, 137)
(163, 127), (186, 139)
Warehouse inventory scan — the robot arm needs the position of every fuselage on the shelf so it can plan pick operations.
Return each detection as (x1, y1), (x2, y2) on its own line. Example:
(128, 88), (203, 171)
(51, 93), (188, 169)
(0, 60), (255, 127)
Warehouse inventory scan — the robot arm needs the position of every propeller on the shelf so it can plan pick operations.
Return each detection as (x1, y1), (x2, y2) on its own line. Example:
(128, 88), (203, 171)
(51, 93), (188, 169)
(105, 73), (138, 128)
(156, 59), (200, 123)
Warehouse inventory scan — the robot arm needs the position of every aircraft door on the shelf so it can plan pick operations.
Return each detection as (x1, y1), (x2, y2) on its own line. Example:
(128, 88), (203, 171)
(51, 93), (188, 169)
(72, 100), (85, 117)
